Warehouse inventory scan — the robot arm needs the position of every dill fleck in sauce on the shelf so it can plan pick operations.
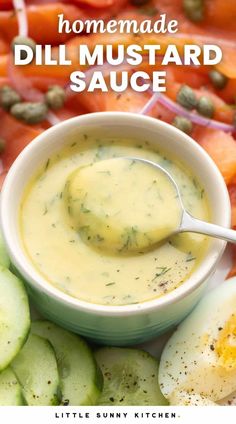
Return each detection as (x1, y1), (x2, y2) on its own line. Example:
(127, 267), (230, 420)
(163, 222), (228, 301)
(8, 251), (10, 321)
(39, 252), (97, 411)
(20, 136), (210, 306)
(64, 157), (182, 253)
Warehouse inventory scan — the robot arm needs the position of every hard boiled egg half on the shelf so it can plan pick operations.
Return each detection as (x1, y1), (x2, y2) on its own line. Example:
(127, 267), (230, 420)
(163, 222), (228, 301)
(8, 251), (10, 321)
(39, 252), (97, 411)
(159, 277), (236, 405)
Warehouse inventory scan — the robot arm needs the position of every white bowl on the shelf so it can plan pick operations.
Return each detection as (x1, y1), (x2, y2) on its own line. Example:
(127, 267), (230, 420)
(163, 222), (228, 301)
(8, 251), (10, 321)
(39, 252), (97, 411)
(0, 112), (231, 345)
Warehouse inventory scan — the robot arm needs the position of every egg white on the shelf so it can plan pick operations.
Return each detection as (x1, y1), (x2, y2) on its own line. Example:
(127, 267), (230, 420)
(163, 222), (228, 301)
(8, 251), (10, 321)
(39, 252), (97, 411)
(159, 277), (236, 402)
(170, 390), (217, 406)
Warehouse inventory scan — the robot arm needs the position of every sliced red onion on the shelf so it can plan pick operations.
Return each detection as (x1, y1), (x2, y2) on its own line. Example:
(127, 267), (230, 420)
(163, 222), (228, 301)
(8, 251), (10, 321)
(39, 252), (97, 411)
(8, 55), (44, 102)
(9, 1), (60, 129)
(140, 92), (160, 115)
(47, 111), (61, 126)
(158, 94), (235, 133)
(85, 62), (134, 81)
(13, 0), (28, 38)
(141, 88), (235, 133)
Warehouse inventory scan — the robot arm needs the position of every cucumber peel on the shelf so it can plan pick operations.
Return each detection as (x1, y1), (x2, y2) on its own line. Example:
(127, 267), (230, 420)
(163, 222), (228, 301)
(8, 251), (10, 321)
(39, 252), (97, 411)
(0, 231), (10, 269)
(0, 368), (24, 405)
(32, 320), (103, 405)
(11, 333), (60, 406)
(0, 266), (30, 371)
(95, 347), (168, 405)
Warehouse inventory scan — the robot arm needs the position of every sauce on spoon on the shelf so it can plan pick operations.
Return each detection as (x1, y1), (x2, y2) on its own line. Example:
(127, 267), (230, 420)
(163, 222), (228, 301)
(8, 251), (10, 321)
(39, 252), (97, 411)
(64, 158), (183, 253)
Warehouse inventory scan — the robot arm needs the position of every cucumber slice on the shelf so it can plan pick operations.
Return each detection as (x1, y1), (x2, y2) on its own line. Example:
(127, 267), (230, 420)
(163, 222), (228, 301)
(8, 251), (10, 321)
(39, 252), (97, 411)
(31, 320), (103, 405)
(0, 231), (10, 269)
(0, 368), (23, 405)
(11, 334), (60, 405)
(0, 266), (30, 371)
(95, 347), (168, 406)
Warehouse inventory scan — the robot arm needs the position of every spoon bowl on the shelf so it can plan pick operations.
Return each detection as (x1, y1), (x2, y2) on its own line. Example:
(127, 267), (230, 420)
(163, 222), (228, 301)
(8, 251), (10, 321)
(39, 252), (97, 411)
(64, 156), (183, 253)
(127, 157), (236, 245)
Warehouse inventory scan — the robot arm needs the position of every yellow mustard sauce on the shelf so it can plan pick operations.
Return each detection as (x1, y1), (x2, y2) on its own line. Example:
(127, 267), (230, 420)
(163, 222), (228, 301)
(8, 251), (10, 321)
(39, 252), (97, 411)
(19, 136), (210, 306)
(64, 157), (183, 253)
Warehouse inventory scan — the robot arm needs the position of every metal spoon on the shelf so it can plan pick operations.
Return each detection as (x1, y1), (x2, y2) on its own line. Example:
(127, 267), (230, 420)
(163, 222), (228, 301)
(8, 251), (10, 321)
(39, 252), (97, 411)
(127, 157), (236, 244)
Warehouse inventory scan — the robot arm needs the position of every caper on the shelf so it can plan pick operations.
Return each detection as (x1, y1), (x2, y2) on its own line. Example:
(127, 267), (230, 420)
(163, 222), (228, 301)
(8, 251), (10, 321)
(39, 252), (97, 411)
(176, 85), (198, 110)
(45, 86), (66, 110)
(11, 35), (36, 61)
(0, 85), (21, 111)
(183, 0), (204, 22)
(0, 138), (6, 154)
(10, 102), (48, 124)
(209, 70), (228, 90)
(197, 96), (214, 118)
(172, 116), (193, 134)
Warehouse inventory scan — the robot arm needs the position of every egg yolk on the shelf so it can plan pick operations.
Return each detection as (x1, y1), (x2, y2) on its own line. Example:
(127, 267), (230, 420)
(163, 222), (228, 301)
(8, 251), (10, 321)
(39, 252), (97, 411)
(215, 314), (236, 370)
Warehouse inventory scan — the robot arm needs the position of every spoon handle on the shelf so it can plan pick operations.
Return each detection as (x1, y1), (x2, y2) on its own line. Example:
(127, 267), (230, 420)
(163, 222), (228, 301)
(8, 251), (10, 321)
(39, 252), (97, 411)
(181, 212), (236, 244)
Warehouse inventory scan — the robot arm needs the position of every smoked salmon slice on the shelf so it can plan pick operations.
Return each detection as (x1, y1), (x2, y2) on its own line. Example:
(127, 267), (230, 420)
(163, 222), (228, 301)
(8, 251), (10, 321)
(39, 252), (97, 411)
(194, 127), (236, 185)
(0, 110), (43, 171)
